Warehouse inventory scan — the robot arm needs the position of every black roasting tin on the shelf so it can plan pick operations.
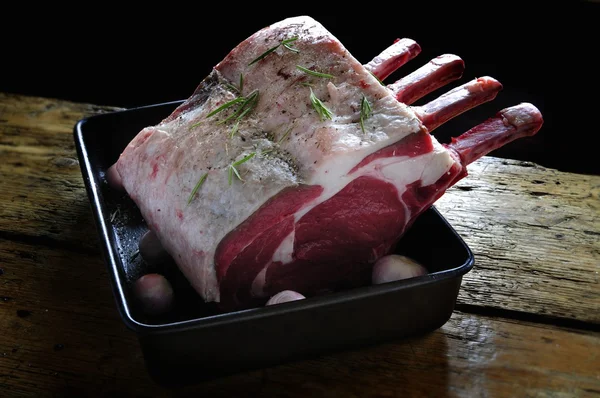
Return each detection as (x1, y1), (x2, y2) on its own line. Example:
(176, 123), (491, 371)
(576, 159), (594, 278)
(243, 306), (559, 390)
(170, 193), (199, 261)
(74, 100), (474, 386)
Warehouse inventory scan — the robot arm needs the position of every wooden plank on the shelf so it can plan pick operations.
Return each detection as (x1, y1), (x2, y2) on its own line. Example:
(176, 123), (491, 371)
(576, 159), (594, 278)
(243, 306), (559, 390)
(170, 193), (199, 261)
(0, 93), (122, 251)
(434, 157), (600, 324)
(1, 240), (598, 397)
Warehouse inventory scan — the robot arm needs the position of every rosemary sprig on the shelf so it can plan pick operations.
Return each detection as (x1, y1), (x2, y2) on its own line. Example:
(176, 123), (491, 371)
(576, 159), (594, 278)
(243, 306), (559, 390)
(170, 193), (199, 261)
(368, 71), (385, 86)
(229, 120), (240, 139)
(282, 37), (300, 53)
(189, 121), (202, 130)
(278, 125), (293, 144)
(236, 92), (259, 119)
(206, 97), (245, 118)
(228, 152), (256, 185)
(225, 73), (244, 94)
(110, 208), (120, 223)
(225, 83), (240, 94)
(205, 90), (259, 126)
(217, 90), (260, 125)
(248, 37), (299, 66)
(259, 148), (274, 157)
(296, 65), (334, 79)
(248, 46), (278, 66)
(233, 152), (256, 167)
(360, 95), (373, 133)
(309, 88), (333, 121)
(228, 166), (239, 185)
(187, 172), (208, 205)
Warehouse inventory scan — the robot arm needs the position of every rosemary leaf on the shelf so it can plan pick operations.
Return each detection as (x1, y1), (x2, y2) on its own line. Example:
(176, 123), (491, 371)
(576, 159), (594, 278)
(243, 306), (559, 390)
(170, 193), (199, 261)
(239, 73), (244, 93)
(233, 152), (256, 167)
(187, 173), (208, 205)
(248, 37), (299, 66)
(368, 70), (385, 86)
(189, 121), (202, 130)
(296, 65), (334, 79)
(278, 125), (293, 144)
(282, 38), (300, 53)
(230, 120), (240, 139)
(217, 90), (259, 125)
(110, 208), (120, 223)
(360, 95), (373, 133)
(225, 83), (240, 94)
(231, 165), (243, 182)
(236, 92), (259, 120)
(228, 152), (256, 185)
(206, 97), (245, 118)
(283, 43), (300, 53)
(281, 37), (298, 45)
(248, 45), (280, 66)
(309, 88), (333, 121)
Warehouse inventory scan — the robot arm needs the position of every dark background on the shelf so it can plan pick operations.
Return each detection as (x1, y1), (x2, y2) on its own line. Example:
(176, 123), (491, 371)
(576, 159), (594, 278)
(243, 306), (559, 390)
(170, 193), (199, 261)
(3, 2), (598, 175)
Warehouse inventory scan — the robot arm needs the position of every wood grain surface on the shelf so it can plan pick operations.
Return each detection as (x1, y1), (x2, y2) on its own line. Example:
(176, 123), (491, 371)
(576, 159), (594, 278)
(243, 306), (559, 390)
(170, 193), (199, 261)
(1, 92), (599, 397)
(0, 93), (121, 252)
(1, 238), (599, 397)
(436, 158), (600, 324)
(1, 236), (598, 397)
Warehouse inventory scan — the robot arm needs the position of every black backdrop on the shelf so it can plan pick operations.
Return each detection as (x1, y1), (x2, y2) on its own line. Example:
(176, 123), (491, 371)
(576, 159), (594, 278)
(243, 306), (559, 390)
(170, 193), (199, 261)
(3, 2), (597, 175)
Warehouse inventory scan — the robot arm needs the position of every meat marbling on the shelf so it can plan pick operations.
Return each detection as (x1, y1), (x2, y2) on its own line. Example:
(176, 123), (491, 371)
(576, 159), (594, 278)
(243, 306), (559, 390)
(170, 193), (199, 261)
(114, 16), (543, 311)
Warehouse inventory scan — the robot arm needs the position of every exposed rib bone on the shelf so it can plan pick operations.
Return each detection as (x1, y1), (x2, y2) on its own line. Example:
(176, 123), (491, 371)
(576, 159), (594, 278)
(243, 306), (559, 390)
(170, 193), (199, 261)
(388, 54), (465, 105)
(414, 76), (503, 131)
(364, 38), (421, 81)
(446, 103), (544, 165)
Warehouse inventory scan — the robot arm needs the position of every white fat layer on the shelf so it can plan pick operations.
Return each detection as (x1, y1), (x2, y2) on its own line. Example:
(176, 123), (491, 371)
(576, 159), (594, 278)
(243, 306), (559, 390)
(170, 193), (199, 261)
(377, 141), (455, 188)
(272, 230), (295, 264)
(294, 137), (454, 222)
(250, 229), (295, 297)
(251, 267), (268, 297)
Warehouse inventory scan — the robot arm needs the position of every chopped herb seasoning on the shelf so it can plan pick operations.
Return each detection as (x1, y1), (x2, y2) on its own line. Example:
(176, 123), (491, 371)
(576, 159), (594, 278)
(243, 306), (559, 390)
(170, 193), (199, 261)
(360, 95), (373, 133)
(278, 125), (293, 144)
(217, 90), (260, 125)
(296, 65), (334, 79)
(189, 121), (202, 130)
(309, 88), (333, 121)
(204, 90), (260, 126)
(248, 37), (299, 66)
(206, 97), (245, 118)
(229, 120), (240, 139)
(187, 173), (208, 205)
(228, 152), (256, 185)
(368, 71), (385, 86)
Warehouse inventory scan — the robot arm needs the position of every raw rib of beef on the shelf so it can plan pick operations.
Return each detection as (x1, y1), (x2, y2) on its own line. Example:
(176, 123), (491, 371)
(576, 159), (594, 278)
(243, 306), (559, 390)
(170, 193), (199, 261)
(114, 16), (543, 310)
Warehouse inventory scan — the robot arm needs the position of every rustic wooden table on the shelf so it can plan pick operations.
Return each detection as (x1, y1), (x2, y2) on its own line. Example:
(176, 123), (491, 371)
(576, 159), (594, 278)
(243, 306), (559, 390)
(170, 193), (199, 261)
(1, 92), (598, 397)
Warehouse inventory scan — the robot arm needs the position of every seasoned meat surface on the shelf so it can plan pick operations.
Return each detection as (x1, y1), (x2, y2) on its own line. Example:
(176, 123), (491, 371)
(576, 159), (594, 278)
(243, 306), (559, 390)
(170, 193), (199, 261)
(115, 16), (543, 310)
